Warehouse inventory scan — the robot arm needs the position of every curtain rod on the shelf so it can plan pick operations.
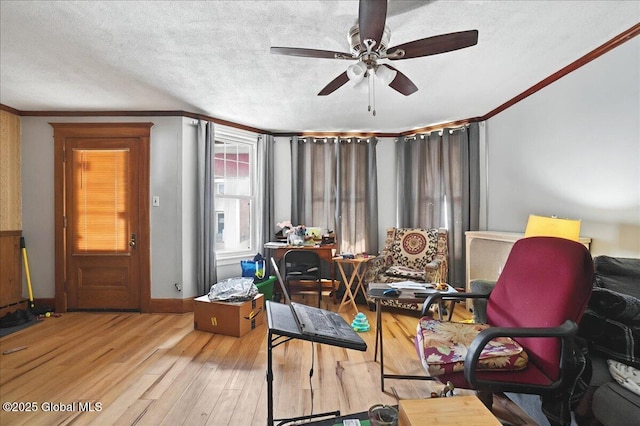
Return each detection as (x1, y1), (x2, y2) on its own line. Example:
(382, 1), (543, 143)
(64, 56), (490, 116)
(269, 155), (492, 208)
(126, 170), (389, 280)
(401, 125), (468, 141)
(292, 136), (376, 143)
(299, 132), (380, 138)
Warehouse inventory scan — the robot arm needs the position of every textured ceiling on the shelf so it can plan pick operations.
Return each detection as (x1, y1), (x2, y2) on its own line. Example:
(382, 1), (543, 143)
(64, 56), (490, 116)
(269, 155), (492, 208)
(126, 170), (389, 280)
(1, 1), (638, 133)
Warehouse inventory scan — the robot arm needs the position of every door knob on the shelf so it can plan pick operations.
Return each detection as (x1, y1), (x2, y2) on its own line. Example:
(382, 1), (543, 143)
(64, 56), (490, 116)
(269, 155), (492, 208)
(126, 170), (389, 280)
(129, 233), (137, 248)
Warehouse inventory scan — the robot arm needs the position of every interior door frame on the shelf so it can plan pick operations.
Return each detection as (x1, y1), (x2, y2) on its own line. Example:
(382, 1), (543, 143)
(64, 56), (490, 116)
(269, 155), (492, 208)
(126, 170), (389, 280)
(52, 122), (153, 313)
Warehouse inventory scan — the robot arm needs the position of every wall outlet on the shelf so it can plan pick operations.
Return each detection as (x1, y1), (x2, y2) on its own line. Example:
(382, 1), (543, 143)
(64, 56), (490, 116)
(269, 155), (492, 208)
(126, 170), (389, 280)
(174, 282), (182, 292)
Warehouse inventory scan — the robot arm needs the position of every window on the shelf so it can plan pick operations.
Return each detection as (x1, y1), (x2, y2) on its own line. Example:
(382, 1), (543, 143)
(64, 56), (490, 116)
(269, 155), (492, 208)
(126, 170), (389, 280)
(72, 149), (129, 253)
(215, 211), (224, 242)
(293, 137), (377, 254)
(213, 127), (257, 259)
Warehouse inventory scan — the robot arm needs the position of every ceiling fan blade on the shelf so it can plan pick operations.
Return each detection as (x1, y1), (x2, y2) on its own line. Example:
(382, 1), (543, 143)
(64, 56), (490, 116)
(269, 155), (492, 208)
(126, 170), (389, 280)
(359, 0), (387, 51)
(383, 65), (418, 96)
(387, 30), (479, 60)
(318, 72), (350, 96)
(270, 47), (352, 59)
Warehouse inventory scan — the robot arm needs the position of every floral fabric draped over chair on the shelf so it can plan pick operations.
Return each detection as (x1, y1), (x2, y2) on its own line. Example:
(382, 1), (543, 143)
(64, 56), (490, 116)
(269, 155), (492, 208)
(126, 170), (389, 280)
(365, 227), (448, 311)
(414, 236), (594, 426)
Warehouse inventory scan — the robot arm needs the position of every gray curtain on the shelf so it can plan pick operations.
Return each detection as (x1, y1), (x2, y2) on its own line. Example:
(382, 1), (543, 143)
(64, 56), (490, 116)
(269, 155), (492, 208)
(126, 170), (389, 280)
(396, 132), (444, 228)
(197, 120), (217, 295)
(291, 136), (337, 233)
(290, 135), (303, 228)
(291, 136), (379, 254)
(257, 134), (275, 255)
(336, 137), (379, 254)
(396, 123), (479, 287)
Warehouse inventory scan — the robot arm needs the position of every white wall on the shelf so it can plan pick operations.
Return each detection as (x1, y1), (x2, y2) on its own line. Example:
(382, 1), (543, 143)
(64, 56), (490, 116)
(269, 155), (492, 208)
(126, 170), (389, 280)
(273, 136), (291, 229)
(180, 118), (199, 297)
(375, 137), (397, 244)
(485, 36), (640, 256)
(21, 115), (188, 299)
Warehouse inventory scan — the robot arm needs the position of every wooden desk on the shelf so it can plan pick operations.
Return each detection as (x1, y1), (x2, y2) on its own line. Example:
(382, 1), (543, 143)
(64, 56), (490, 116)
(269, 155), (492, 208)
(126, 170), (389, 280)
(399, 396), (501, 425)
(268, 243), (336, 264)
(266, 243), (337, 299)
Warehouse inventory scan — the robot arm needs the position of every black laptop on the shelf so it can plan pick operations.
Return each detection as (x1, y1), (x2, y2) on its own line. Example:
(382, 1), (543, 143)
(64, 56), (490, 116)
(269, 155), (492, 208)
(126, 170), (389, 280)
(270, 257), (365, 346)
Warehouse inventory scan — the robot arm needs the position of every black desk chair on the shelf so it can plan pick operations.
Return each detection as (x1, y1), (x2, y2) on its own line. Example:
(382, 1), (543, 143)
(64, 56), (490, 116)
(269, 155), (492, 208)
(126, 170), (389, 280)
(283, 249), (323, 308)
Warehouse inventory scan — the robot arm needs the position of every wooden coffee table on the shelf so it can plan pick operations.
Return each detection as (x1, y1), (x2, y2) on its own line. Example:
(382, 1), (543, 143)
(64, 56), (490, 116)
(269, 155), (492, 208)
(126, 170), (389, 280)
(399, 396), (501, 425)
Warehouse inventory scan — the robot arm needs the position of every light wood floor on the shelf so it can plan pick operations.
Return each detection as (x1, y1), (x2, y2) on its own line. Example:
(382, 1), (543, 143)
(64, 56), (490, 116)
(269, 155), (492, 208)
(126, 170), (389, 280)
(0, 296), (535, 425)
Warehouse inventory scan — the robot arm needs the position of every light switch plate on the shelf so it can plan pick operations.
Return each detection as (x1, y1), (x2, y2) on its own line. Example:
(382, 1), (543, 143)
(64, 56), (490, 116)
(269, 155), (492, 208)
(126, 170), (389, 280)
(152, 196), (160, 207)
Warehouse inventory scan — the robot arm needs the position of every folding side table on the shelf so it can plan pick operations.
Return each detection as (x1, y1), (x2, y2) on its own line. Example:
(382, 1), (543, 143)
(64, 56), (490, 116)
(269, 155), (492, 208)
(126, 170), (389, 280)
(334, 255), (371, 313)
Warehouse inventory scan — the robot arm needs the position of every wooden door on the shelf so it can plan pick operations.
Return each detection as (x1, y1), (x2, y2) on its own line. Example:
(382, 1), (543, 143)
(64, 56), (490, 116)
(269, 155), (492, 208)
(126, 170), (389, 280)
(53, 123), (152, 312)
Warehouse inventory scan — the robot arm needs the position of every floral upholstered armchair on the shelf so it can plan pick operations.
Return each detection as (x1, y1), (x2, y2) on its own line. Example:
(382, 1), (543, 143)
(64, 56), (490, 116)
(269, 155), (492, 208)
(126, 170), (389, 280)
(365, 227), (448, 311)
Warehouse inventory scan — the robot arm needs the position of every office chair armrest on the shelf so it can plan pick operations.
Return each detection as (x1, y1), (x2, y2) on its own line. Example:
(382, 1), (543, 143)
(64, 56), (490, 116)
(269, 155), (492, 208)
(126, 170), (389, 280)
(420, 292), (490, 316)
(463, 320), (578, 387)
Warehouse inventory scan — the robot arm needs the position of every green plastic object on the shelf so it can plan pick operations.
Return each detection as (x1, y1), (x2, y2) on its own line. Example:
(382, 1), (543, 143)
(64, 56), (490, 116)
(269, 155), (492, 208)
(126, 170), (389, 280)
(256, 276), (276, 306)
(351, 312), (370, 332)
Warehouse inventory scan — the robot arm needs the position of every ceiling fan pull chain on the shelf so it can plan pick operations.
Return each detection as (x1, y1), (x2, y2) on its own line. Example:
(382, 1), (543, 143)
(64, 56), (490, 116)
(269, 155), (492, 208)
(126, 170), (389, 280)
(367, 73), (372, 113)
(372, 74), (376, 116)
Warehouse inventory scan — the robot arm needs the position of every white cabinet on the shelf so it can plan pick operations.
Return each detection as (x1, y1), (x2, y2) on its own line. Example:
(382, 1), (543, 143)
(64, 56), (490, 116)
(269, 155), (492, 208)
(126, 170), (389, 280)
(465, 231), (591, 311)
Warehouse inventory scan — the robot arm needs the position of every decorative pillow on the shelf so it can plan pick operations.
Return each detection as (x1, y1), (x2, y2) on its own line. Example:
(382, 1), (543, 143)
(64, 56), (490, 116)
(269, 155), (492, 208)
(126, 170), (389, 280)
(607, 359), (640, 396)
(415, 318), (528, 377)
(588, 287), (640, 324)
(386, 265), (425, 281)
(390, 228), (438, 269)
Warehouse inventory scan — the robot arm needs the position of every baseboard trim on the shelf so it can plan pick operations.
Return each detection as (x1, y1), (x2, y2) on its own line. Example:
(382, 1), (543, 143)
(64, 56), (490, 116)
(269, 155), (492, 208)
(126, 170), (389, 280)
(149, 298), (194, 314)
(34, 298), (55, 310)
(36, 297), (194, 314)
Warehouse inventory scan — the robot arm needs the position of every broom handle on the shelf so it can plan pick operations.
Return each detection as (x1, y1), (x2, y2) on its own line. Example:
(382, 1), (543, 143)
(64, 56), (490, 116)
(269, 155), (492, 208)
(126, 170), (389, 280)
(20, 237), (35, 308)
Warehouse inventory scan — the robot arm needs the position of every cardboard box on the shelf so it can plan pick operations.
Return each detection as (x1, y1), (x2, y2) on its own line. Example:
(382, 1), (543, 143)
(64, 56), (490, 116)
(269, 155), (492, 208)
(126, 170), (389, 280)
(194, 293), (264, 337)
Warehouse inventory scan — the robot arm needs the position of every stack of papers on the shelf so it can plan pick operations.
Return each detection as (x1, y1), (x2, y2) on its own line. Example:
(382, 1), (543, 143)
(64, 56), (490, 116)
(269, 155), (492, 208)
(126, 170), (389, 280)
(264, 242), (288, 248)
(388, 281), (435, 290)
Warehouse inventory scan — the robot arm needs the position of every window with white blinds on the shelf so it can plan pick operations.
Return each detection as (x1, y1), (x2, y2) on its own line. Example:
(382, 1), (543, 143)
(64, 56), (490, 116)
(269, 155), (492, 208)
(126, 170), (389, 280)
(72, 149), (129, 253)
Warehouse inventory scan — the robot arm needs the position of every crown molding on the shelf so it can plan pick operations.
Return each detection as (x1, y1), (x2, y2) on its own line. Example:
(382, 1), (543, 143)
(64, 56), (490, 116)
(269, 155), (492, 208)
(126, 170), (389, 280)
(480, 22), (640, 121)
(2, 23), (638, 139)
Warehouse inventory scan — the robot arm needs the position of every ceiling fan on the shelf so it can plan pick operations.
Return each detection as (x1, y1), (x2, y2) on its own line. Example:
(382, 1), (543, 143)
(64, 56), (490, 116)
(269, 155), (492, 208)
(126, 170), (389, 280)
(270, 0), (478, 105)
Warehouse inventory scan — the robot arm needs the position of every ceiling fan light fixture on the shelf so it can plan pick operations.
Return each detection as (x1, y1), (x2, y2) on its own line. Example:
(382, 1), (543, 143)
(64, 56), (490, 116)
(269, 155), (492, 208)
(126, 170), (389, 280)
(375, 65), (397, 85)
(352, 73), (369, 92)
(347, 61), (367, 84)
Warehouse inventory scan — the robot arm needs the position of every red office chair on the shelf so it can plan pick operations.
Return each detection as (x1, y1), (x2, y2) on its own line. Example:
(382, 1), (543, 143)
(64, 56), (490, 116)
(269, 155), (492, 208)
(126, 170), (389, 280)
(415, 237), (594, 426)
